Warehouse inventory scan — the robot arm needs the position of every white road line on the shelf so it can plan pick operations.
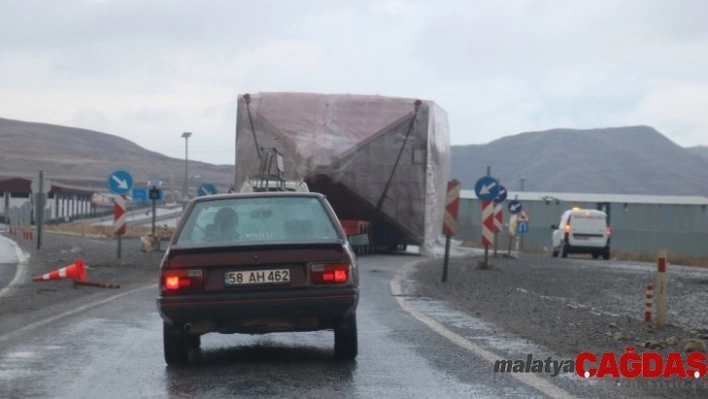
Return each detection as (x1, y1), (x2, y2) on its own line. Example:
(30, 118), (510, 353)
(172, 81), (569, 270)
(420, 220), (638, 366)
(0, 235), (30, 298)
(391, 259), (577, 399)
(0, 284), (157, 343)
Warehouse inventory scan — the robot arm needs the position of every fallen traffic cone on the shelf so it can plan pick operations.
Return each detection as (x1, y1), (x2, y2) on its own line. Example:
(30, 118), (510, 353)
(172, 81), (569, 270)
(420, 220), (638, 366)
(33, 259), (87, 282)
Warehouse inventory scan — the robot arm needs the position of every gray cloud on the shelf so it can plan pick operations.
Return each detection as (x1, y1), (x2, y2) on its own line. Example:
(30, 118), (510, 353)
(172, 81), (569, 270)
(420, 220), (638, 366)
(1, 0), (707, 166)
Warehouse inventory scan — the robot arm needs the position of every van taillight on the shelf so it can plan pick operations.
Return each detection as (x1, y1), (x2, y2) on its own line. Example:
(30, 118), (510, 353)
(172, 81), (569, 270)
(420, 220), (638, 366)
(310, 263), (350, 284)
(564, 224), (571, 233)
(161, 268), (203, 292)
(606, 226), (611, 235)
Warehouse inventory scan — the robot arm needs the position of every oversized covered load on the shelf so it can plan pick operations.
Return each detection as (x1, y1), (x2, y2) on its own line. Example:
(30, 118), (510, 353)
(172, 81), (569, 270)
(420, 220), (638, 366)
(234, 92), (450, 255)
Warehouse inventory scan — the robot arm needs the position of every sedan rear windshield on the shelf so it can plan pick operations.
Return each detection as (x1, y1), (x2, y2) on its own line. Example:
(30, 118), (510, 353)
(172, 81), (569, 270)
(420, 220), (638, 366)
(176, 196), (340, 246)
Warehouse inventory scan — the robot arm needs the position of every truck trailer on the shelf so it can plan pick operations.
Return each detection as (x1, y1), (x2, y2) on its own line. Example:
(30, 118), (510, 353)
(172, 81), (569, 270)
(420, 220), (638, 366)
(234, 92), (450, 256)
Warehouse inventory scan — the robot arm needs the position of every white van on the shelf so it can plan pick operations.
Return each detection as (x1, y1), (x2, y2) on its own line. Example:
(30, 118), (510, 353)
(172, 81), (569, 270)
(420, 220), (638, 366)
(551, 208), (610, 259)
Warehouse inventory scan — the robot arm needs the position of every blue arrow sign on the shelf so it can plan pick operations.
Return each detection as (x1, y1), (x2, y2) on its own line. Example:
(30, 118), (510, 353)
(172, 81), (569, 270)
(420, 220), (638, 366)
(198, 183), (217, 197)
(107, 170), (133, 195)
(494, 185), (508, 203)
(508, 200), (522, 214)
(474, 176), (500, 201)
(517, 220), (529, 234)
(132, 188), (148, 201)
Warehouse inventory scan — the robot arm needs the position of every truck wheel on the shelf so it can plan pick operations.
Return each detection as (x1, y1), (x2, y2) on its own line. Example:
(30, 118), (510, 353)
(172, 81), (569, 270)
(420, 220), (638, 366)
(552, 249), (559, 258)
(602, 248), (610, 260)
(334, 314), (358, 360)
(163, 322), (189, 366)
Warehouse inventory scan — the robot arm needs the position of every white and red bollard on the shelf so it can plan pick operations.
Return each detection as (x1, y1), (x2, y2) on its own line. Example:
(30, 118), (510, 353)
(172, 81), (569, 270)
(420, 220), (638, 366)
(644, 283), (653, 322)
(655, 250), (668, 329)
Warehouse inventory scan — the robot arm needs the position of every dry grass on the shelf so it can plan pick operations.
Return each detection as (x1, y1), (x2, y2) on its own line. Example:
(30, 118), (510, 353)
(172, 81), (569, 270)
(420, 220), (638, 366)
(460, 240), (708, 267)
(44, 222), (175, 239)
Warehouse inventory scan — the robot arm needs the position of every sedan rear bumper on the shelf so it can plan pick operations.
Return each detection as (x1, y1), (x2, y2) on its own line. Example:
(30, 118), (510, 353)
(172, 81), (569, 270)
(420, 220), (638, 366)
(157, 287), (358, 332)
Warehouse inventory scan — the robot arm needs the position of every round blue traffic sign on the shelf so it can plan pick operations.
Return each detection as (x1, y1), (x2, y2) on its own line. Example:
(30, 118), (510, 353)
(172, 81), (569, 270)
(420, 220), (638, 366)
(474, 176), (500, 201)
(494, 185), (508, 203)
(107, 170), (133, 195)
(508, 200), (522, 214)
(198, 183), (218, 197)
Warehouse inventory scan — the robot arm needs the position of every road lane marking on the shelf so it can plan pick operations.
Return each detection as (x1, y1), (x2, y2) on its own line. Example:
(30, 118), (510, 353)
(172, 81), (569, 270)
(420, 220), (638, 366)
(0, 235), (30, 298)
(391, 259), (577, 399)
(0, 284), (156, 343)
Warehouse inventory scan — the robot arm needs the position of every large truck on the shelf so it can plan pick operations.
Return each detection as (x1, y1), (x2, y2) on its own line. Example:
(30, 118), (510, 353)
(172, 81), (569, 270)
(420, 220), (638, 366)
(234, 92), (450, 256)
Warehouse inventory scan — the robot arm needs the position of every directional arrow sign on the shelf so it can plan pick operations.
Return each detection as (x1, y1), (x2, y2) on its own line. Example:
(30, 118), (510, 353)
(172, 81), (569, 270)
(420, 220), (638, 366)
(107, 170), (133, 195)
(474, 176), (500, 201)
(493, 185), (508, 203)
(198, 183), (217, 197)
(508, 200), (522, 214)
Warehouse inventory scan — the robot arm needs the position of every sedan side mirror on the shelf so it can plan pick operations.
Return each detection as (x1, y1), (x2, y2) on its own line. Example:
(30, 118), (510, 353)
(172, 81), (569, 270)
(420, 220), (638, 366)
(551, 224), (558, 229)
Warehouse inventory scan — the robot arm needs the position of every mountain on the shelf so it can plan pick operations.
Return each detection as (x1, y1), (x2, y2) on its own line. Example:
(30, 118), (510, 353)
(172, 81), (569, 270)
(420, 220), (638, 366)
(688, 145), (708, 162)
(451, 126), (708, 196)
(2, 118), (706, 197)
(0, 118), (235, 193)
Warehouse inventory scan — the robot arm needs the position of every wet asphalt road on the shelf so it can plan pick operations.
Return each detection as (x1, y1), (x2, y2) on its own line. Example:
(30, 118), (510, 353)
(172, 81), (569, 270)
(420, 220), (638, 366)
(0, 254), (553, 399)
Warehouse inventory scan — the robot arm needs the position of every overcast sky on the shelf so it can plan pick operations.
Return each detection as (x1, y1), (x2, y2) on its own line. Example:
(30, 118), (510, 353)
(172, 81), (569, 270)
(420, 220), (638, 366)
(1, 0), (707, 165)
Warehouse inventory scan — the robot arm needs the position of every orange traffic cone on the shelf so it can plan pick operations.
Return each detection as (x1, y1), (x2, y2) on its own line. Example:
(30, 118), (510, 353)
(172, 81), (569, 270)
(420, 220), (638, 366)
(33, 259), (87, 282)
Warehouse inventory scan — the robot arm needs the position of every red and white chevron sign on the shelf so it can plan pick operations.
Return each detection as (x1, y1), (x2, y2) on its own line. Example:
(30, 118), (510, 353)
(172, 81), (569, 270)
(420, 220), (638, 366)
(481, 200), (495, 246)
(114, 194), (127, 235)
(493, 203), (503, 234)
(442, 180), (461, 236)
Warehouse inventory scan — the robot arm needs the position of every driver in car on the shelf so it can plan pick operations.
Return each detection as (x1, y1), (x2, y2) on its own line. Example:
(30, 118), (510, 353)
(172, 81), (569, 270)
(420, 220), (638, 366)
(205, 207), (239, 242)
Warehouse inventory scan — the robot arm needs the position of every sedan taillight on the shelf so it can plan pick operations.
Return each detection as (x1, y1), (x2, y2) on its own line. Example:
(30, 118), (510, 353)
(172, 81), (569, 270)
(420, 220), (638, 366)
(310, 263), (350, 284)
(161, 268), (203, 292)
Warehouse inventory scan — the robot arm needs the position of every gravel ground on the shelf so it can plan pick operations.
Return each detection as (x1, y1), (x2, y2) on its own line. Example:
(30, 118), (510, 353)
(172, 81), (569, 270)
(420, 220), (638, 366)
(408, 252), (708, 367)
(0, 231), (163, 336)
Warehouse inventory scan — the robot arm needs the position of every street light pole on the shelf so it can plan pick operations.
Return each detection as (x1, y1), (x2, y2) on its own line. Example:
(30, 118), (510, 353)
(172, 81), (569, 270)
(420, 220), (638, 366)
(181, 132), (192, 203)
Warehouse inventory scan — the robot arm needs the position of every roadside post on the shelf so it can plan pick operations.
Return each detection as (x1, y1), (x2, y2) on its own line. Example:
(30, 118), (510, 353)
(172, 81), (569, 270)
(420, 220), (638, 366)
(474, 167), (500, 269)
(31, 171), (50, 250)
(492, 185), (507, 257)
(107, 170), (133, 259)
(149, 186), (161, 235)
(645, 283), (653, 322)
(655, 250), (668, 329)
(507, 214), (517, 256)
(441, 180), (460, 283)
(507, 197), (522, 257)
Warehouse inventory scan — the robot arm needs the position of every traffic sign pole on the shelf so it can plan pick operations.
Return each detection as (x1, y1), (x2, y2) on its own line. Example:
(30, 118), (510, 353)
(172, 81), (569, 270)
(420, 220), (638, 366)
(441, 180), (460, 283)
(114, 194), (127, 259)
(36, 171), (44, 250)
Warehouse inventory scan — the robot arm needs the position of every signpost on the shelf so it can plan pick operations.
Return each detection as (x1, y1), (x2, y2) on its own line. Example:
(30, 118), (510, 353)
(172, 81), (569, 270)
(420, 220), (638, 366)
(198, 184), (217, 197)
(107, 170), (133, 259)
(149, 186), (161, 235)
(492, 185), (506, 257)
(475, 168), (498, 268)
(441, 180), (460, 283)
(508, 200), (522, 214)
(493, 202), (503, 256)
(114, 195), (127, 258)
(31, 171), (50, 249)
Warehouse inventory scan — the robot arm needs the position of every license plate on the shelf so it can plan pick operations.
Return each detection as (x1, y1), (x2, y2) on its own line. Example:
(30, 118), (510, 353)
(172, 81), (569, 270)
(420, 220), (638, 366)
(224, 269), (290, 286)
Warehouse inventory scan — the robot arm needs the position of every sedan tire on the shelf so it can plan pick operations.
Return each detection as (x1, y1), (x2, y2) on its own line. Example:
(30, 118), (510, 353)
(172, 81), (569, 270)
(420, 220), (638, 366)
(163, 322), (189, 366)
(334, 313), (358, 360)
